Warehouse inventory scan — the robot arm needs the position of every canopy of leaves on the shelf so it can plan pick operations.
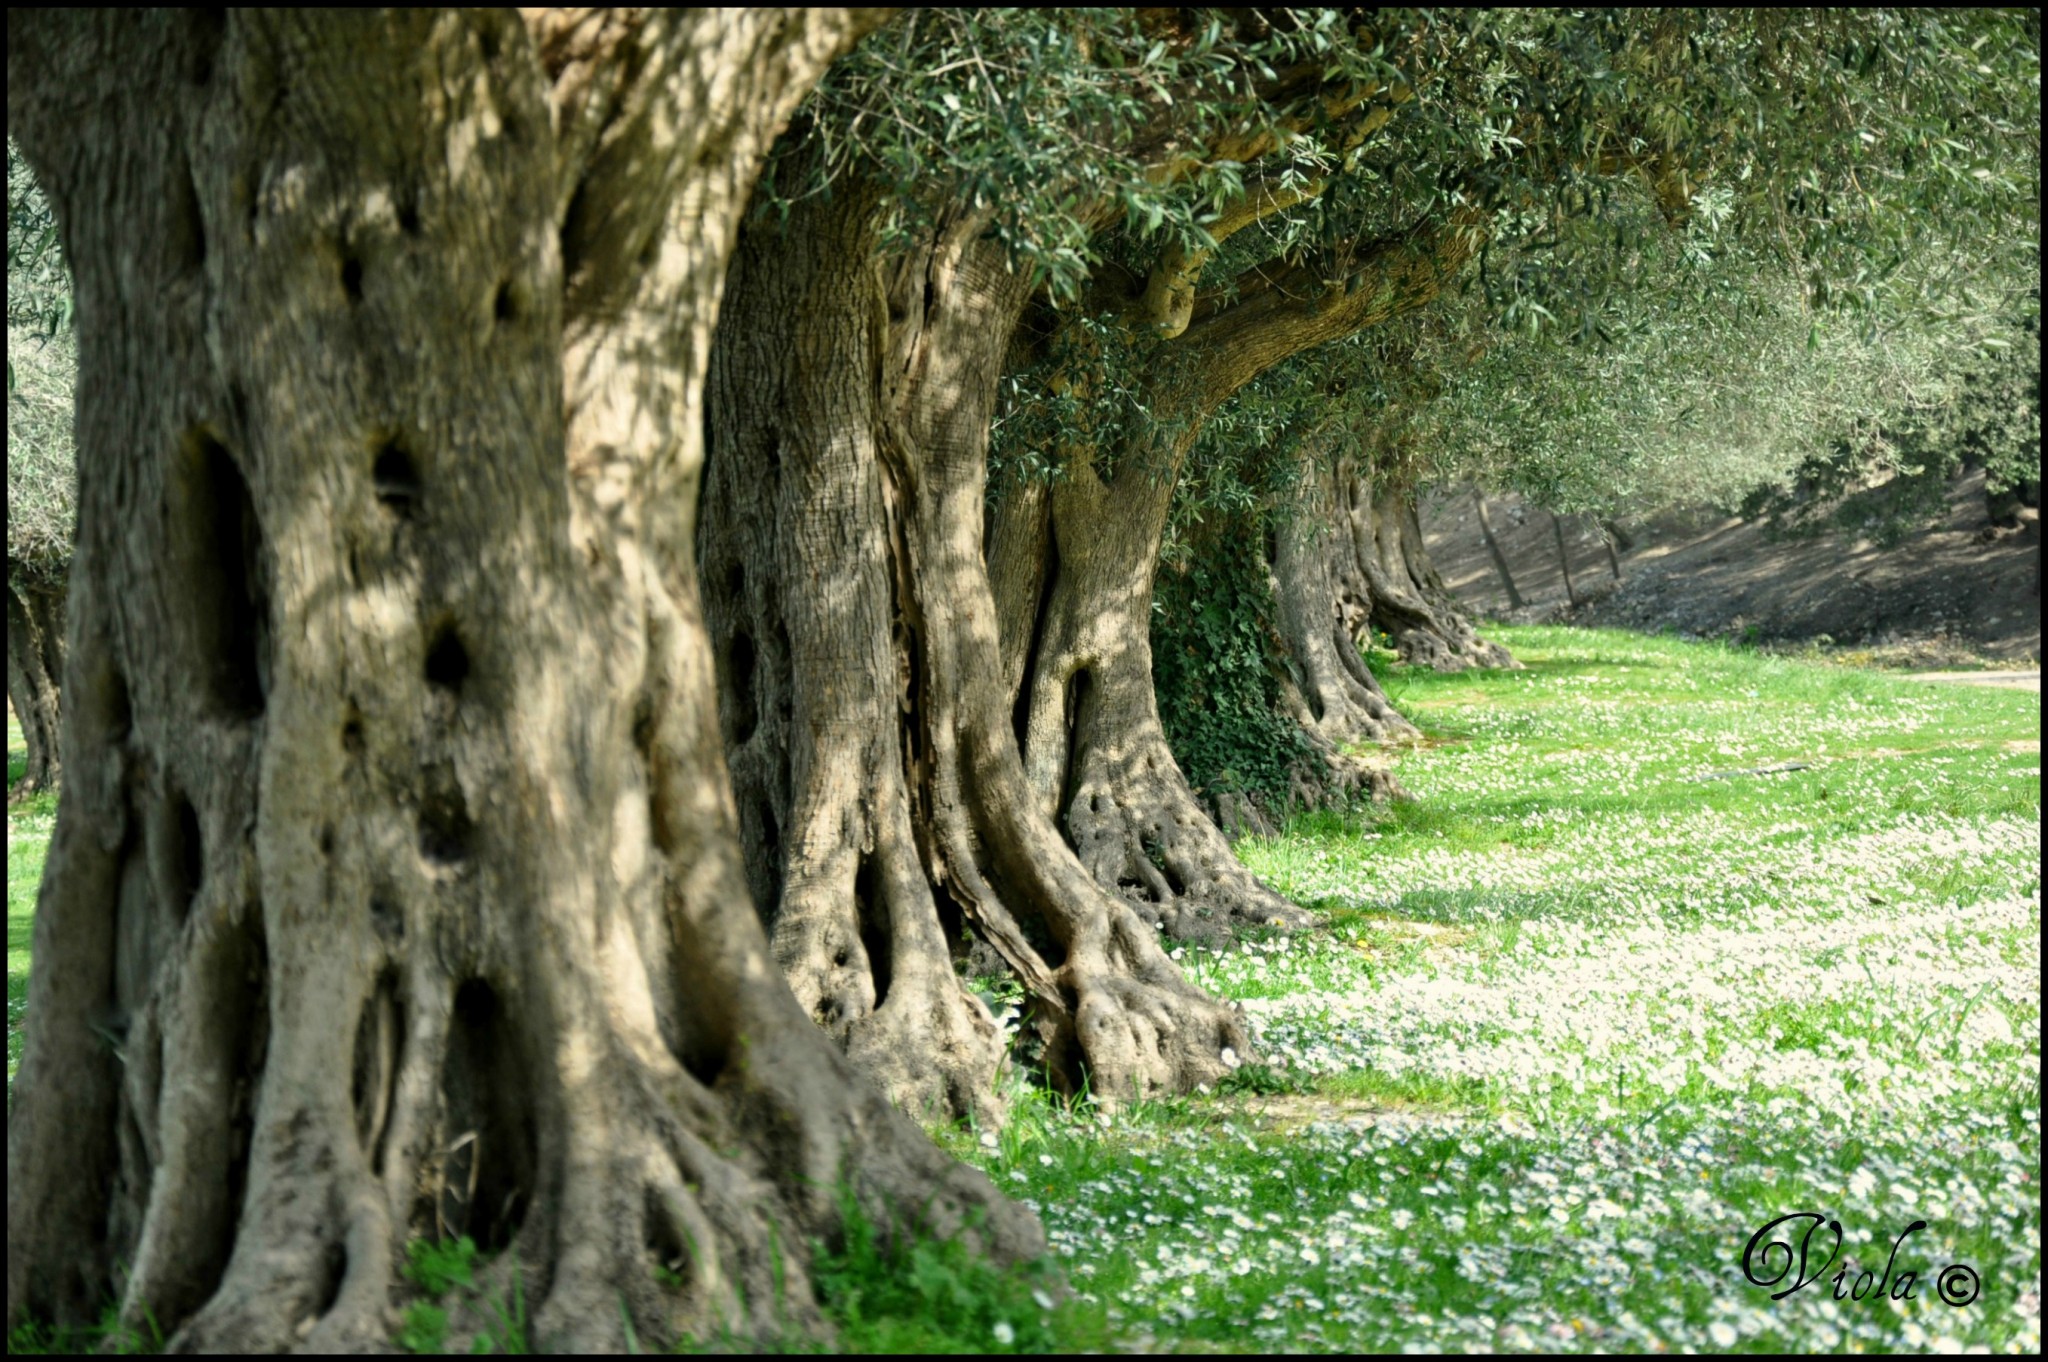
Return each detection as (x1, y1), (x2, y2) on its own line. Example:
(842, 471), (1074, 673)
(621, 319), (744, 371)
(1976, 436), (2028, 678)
(772, 8), (1408, 298)
(984, 8), (2039, 516)
(1737, 291), (2041, 544)
(1157, 6), (2040, 525)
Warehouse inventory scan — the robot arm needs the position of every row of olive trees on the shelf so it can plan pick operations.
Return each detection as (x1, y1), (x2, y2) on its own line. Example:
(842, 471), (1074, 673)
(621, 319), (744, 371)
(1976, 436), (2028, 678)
(8, 8), (2037, 1351)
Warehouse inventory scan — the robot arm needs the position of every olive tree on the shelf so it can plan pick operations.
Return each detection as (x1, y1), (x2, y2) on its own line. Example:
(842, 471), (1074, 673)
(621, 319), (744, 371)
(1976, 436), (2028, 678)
(7, 10), (1043, 1352)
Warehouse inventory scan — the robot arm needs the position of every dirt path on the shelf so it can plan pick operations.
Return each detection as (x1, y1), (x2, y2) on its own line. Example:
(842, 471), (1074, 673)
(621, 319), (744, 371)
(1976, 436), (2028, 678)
(1902, 670), (2041, 692)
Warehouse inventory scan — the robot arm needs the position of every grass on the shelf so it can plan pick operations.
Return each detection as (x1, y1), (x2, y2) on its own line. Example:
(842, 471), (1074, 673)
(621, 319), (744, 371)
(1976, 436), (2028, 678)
(8, 702), (53, 1087)
(6, 627), (2039, 1351)
(935, 626), (2038, 1353)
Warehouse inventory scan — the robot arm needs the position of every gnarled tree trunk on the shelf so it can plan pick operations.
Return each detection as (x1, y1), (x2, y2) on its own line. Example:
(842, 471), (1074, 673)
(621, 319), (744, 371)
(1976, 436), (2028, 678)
(703, 191), (1251, 1118)
(995, 214), (1485, 932)
(1272, 448), (1418, 756)
(1335, 458), (1516, 672)
(1003, 420), (1311, 940)
(6, 572), (65, 797)
(7, 10), (1042, 1354)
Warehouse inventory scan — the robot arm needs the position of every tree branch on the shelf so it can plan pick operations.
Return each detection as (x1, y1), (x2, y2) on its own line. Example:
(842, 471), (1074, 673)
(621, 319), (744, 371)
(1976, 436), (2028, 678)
(1177, 205), (1490, 404)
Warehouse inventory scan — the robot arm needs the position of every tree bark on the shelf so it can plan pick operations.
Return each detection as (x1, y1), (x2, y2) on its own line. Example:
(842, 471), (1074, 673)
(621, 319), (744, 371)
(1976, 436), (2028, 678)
(1599, 523), (1624, 580)
(1473, 489), (1526, 609)
(1268, 448), (1417, 792)
(1551, 510), (1581, 607)
(6, 572), (65, 797)
(1336, 462), (1517, 672)
(8, 10), (1043, 1354)
(1006, 414), (1313, 939)
(702, 190), (1009, 1127)
(704, 190), (1253, 1118)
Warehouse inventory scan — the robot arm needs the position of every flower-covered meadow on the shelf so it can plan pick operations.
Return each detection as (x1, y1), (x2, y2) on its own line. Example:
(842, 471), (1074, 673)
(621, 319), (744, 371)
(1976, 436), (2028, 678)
(950, 627), (2040, 1353)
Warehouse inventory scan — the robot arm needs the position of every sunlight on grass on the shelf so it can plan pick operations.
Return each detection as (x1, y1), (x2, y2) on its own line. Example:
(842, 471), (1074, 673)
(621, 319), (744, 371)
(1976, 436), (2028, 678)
(5, 629), (2039, 1351)
(8, 704), (49, 1089)
(955, 627), (2040, 1354)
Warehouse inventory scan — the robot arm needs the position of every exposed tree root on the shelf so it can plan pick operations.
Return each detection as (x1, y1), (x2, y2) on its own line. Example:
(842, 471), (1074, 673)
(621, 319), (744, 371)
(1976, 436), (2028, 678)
(1008, 463), (1311, 940)
(1061, 716), (1313, 937)
(1337, 460), (1517, 672)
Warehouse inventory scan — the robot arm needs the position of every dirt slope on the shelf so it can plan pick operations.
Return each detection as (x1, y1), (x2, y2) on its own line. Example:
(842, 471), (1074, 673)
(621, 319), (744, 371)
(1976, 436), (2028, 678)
(1421, 469), (2040, 663)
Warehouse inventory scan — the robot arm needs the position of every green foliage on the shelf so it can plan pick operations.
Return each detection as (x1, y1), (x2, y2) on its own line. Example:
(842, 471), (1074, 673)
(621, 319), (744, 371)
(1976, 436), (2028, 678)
(1740, 291), (2041, 542)
(8, 141), (76, 576)
(6, 1303), (162, 1356)
(778, 10), (1408, 301)
(1100, 8), (2034, 538)
(8, 138), (71, 340)
(1150, 526), (1318, 808)
(990, 311), (1186, 491)
(1214, 1062), (1309, 1097)
(404, 1234), (480, 1298)
(1958, 306), (2044, 503)
(395, 1236), (529, 1354)
(811, 1185), (1072, 1353)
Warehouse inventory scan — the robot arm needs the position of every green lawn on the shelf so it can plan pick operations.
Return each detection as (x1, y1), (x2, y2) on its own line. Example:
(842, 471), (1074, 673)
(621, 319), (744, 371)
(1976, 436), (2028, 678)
(6, 629), (2040, 1352)
(7, 704), (53, 1088)
(936, 627), (2040, 1354)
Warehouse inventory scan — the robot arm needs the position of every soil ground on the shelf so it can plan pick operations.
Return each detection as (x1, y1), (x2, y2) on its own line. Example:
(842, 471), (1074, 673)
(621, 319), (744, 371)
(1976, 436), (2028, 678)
(1422, 467), (2041, 665)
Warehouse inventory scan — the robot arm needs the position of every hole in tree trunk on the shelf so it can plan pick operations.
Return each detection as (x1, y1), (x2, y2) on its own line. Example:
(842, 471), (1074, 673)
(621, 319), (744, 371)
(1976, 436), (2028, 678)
(370, 892), (404, 945)
(186, 9), (227, 85)
(223, 921), (271, 1283)
(642, 1188), (688, 1277)
(314, 1240), (348, 1319)
(340, 255), (364, 304)
(853, 854), (892, 1011)
(172, 428), (270, 719)
(171, 793), (204, 921)
(417, 762), (474, 867)
(352, 969), (404, 1174)
(727, 632), (758, 744)
(372, 436), (422, 518)
(440, 980), (535, 1251)
(168, 152), (206, 274)
(423, 617), (470, 692)
(630, 694), (656, 758)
